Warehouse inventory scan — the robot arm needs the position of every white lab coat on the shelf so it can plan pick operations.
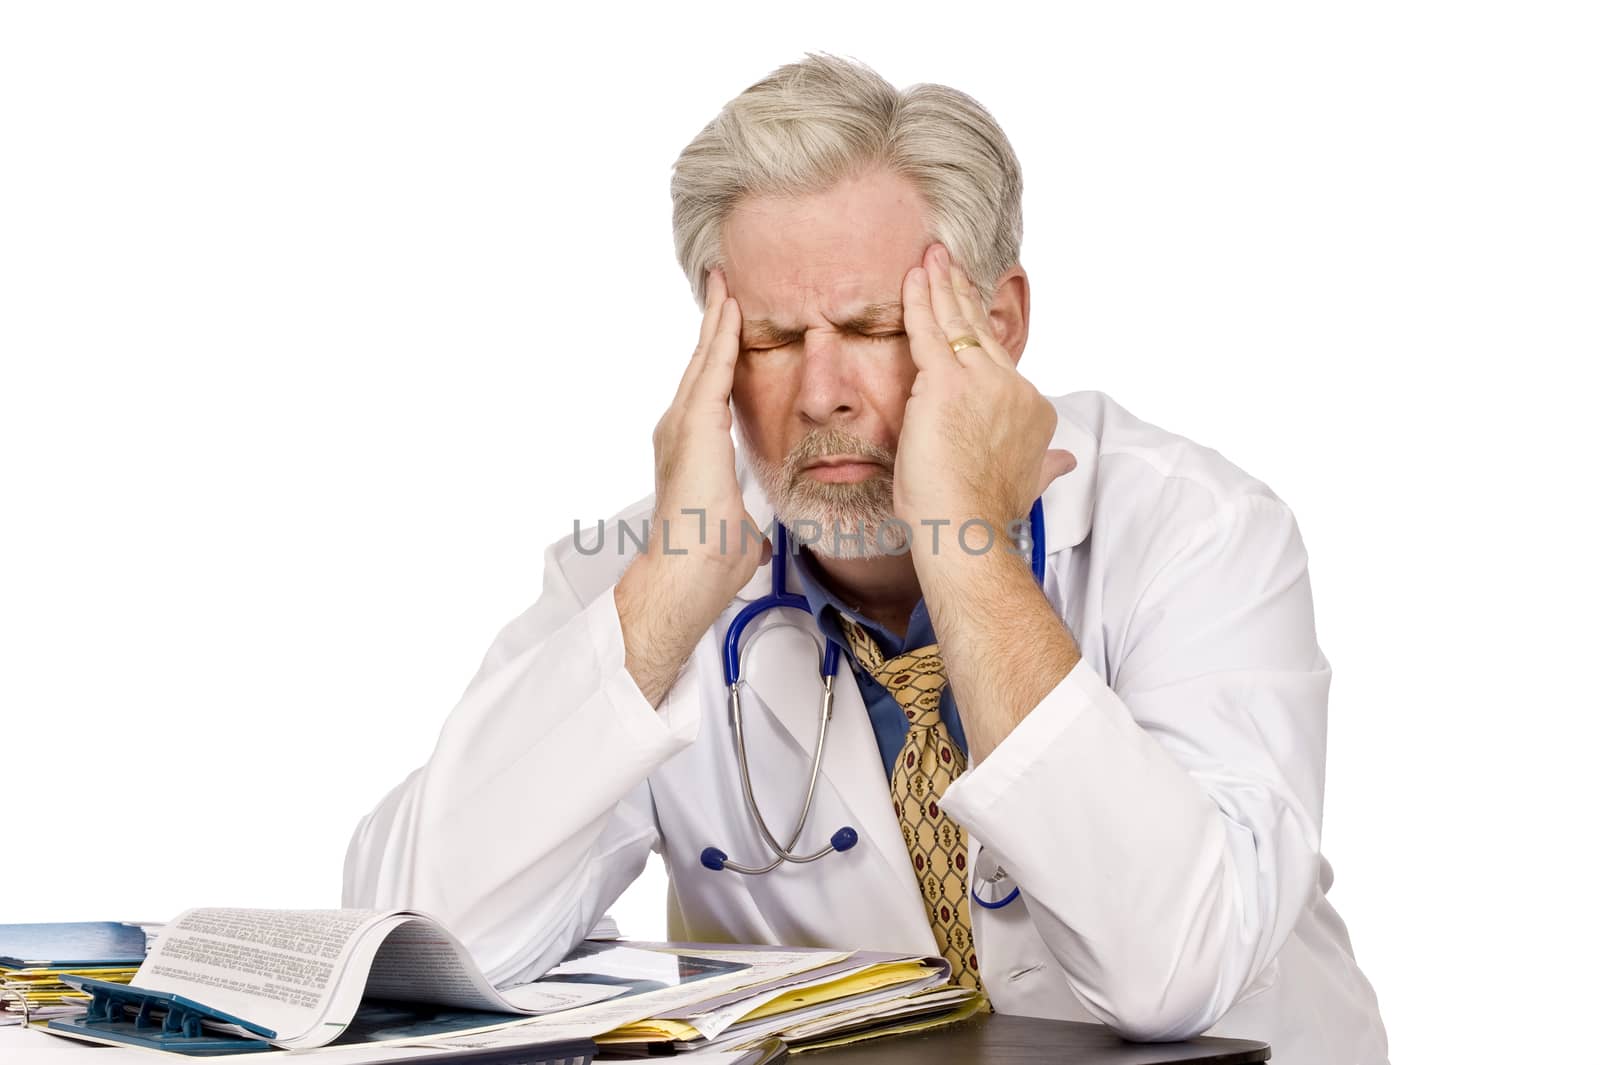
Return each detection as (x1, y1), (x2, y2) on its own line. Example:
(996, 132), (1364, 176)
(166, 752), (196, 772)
(343, 389), (1389, 1065)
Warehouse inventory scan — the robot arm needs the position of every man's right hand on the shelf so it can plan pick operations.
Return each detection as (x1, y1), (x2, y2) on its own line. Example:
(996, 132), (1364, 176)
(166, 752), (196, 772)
(615, 267), (771, 708)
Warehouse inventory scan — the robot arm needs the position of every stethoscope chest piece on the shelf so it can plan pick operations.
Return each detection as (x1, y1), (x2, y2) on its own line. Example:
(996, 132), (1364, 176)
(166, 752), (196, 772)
(970, 863), (1021, 910)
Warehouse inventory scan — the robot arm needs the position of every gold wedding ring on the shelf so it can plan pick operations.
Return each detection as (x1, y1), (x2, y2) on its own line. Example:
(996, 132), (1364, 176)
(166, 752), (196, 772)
(948, 334), (983, 354)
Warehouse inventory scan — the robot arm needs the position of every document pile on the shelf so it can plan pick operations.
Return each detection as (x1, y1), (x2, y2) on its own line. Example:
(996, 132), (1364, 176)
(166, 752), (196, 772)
(0, 921), (149, 1025)
(594, 942), (984, 1055)
(25, 908), (982, 1059)
(44, 908), (654, 1054)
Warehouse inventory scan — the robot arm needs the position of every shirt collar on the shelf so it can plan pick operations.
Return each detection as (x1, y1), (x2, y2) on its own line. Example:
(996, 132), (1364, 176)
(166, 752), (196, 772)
(785, 544), (934, 660)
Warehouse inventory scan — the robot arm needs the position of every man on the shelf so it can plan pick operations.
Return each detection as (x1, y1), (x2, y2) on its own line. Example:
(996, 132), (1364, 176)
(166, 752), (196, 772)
(343, 53), (1388, 1064)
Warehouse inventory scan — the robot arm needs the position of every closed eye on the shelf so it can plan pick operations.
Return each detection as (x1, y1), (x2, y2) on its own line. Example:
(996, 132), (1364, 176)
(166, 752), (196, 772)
(745, 331), (903, 352)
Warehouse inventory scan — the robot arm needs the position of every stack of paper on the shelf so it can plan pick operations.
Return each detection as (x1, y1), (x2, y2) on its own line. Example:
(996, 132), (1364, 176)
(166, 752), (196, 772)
(294, 941), (977, 1062)
(0, 922), (148, 1025)
(593, 944), (985, 1055)
(11, 910), (979, 1059)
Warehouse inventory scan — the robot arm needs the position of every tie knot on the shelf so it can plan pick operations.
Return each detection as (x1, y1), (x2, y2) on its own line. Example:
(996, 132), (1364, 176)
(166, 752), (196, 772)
(837, 615), (947, 725)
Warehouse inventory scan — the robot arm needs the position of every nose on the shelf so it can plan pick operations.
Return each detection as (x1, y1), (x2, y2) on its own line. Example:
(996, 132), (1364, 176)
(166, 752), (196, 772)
(795, 330), (858, 426)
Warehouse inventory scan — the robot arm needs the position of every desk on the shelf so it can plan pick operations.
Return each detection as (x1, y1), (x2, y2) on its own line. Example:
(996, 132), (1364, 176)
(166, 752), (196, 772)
(0, 1013), (1269, 1064)
(804, 1013), (1270, 1064)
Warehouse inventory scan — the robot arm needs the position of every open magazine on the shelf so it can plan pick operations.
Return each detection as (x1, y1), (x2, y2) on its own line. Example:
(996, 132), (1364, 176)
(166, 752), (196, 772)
(50, 908), (742, 1051)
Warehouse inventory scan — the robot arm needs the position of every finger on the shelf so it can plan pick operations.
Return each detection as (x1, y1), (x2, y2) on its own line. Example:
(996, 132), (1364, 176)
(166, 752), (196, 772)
(673, 268), (727, 408)
(925, 245), (983, 365)
(947, 257), (1013, 370)
(931, 248), (1007, 370)
(696, 266), (728, 352)
(901, 264), (957, 373)
(689, 293), (743, 406)
(926, 246), (992, 369)
(1035, 448), (1078, 497)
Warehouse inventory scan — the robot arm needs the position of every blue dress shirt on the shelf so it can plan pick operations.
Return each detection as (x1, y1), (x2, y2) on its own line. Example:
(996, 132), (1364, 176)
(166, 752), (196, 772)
(787, 545), (970, 779)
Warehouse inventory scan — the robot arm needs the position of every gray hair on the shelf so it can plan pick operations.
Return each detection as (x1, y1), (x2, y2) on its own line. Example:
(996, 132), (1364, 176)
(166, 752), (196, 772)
(670, 51), (1023, 312)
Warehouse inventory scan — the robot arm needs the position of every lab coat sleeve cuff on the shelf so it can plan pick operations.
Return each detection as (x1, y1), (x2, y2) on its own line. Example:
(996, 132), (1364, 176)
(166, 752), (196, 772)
(424, 579), (699, 823)
(941, 655), (1215, 847)
(585, 581), (702, 752)
(942, 658), (1099, 816)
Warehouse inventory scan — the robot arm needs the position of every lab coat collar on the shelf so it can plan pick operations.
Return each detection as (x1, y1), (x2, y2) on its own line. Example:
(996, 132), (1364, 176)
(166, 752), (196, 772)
(729, 394), (1100, 605)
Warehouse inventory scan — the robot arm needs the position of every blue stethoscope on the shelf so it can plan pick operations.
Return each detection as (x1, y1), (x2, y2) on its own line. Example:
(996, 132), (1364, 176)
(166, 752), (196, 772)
(700, 498), (1045, 912)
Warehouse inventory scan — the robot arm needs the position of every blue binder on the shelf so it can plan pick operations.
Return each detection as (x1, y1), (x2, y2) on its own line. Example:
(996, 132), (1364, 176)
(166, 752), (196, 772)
(0, 921), (148, 968)
(47, 973), (276, 1055)
(47, 974), (599, 1062)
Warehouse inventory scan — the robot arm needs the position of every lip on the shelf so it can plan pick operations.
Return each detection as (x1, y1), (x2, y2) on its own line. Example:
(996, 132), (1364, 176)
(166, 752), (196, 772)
(803, 455), (881, 470)
(801, 456), (885, 484)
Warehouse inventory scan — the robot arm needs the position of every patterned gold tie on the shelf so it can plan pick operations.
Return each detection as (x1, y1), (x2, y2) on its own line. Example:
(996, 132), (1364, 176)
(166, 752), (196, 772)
(836, 613), (983, 993)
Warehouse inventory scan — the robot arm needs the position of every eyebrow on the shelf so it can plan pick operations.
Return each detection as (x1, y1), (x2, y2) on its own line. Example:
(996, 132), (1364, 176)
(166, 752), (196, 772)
(742, 302), (905, 346)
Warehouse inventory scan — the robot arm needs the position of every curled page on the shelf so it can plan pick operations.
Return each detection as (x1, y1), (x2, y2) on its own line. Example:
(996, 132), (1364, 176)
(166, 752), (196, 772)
(127, 907), (609, 1049)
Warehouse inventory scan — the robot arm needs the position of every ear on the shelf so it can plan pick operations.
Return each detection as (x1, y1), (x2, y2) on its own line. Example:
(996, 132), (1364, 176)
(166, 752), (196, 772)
(985, 265), (1030, 367)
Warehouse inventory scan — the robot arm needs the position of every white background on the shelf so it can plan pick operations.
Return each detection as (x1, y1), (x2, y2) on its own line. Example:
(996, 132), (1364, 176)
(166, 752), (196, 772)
(3, 3), (1595, 1061)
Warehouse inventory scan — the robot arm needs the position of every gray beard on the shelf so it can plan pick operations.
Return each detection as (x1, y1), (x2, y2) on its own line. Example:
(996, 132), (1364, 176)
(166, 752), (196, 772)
(735, 420), (909, 560)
